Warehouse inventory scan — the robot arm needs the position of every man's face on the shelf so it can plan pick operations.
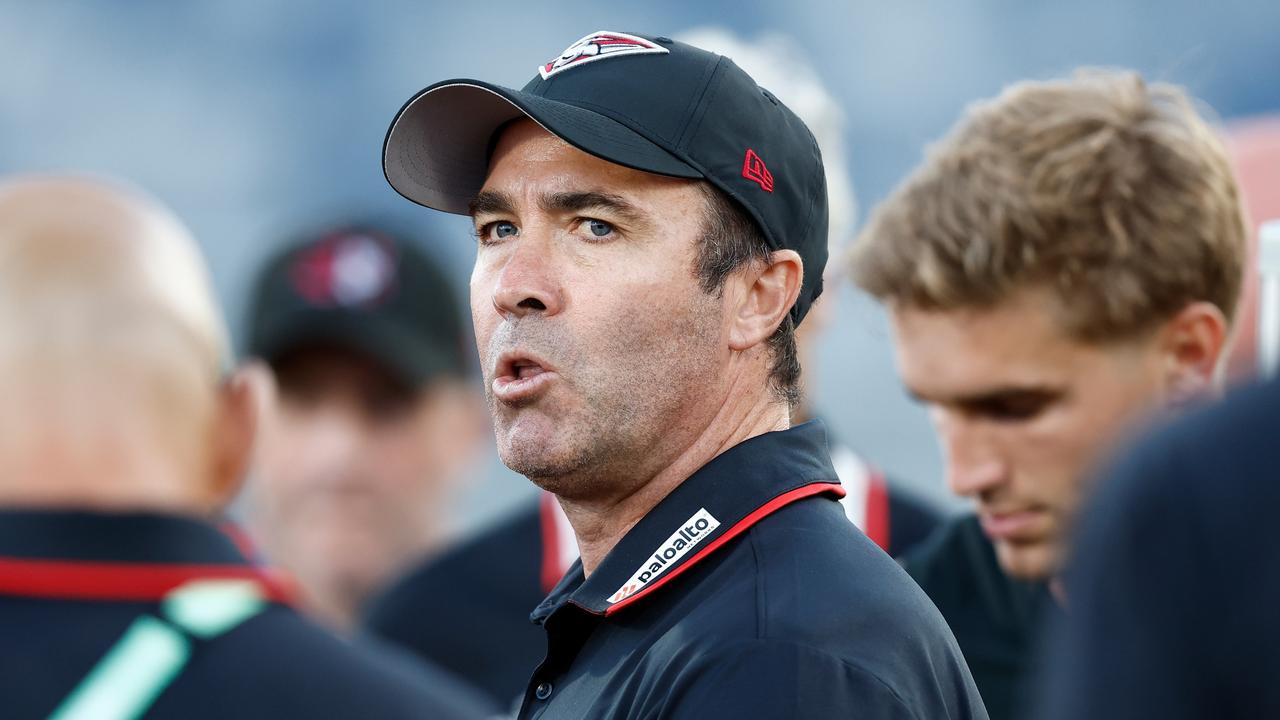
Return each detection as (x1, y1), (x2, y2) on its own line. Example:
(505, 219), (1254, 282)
(890, 288), (1168, 580)
(470, 120), (727, 502)
(250, 347), (478, 616)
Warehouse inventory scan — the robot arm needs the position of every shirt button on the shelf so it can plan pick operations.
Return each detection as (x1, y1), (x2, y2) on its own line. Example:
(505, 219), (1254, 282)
(535, 682), (554, 701)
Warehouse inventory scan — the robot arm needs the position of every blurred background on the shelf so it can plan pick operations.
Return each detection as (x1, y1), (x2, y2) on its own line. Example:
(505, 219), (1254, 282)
(4, 0), (1278, 529)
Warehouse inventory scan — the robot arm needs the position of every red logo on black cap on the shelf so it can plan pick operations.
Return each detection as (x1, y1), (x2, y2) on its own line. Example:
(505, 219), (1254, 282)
(539, 31), (669, 80)
(742, 149), (775, 193)
(290, 232), (397, 308)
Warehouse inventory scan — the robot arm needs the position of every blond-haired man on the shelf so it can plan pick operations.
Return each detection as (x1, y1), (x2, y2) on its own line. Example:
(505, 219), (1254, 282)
(850, 70), (1246, 720)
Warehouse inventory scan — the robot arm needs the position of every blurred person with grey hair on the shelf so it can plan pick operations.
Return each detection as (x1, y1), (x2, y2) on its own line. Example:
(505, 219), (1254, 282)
(0, 176), (491, 719)
(363, 28), (942, 710)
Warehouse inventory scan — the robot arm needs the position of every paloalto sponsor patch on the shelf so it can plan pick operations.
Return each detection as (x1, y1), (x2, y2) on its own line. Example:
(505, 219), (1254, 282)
(608, 508), (720, 604)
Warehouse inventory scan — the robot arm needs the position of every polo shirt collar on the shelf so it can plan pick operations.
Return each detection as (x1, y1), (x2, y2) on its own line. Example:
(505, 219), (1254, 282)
(533, 420), (845, 621)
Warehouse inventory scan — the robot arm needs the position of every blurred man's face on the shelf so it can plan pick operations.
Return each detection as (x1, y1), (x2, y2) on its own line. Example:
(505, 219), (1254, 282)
(890, 288), (1167, 580)
(250, 346), (478, 626)
(468, 119), (727, 503)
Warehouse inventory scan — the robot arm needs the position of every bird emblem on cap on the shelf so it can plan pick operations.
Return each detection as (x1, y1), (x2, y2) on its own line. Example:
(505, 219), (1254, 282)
(539, 31), (669, 80)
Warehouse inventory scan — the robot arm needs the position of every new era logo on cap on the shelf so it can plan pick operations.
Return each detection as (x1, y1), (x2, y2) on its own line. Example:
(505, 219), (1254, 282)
(539, 30), (669, 80)
(742, 148), (775, 192)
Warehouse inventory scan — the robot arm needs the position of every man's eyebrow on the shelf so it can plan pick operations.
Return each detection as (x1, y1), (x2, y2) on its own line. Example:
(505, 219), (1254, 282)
(468, 190), (515, 218)
(541, 191), (649, 228)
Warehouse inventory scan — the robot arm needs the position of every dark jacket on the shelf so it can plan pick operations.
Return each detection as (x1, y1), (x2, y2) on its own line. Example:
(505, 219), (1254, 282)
(0, 509), (492, 719)
(1041, 380), (1280, 720)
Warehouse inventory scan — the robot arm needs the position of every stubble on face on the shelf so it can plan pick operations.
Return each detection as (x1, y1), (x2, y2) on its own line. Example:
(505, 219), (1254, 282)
(482, 272), (725, 502)
(472, 121), (731, 504)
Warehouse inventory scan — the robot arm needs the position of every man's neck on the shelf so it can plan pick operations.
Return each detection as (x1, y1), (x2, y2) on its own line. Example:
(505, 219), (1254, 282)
(0, 443), (198, 513)
(559, 386), (790, 577)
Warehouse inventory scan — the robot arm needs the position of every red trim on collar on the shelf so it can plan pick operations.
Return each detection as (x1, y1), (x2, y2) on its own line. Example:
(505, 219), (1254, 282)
(0, 557), (297, 605)
(539, 492), (563, 595)
(864, 471), (891, 552)
(217, 521), (264, 562)
(604, 482), (846, 616)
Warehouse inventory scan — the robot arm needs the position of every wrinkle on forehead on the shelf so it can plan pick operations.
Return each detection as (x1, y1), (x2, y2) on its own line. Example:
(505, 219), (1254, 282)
(481, 119), (699, 221)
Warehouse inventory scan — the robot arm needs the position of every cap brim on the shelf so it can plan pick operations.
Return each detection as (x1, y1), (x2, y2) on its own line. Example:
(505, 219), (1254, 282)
(383, 79), (704, 214)
(254, 310), (463, 387)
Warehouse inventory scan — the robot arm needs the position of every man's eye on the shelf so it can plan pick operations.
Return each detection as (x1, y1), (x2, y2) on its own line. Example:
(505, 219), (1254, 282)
(477, 220), (518, 243)
(582, 219), (614, 238)
(974, 396), (1051, 422)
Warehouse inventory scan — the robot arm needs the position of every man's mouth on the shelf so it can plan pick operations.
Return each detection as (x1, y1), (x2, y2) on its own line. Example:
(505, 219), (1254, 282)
(978, 507), (1046, 542)
(492, 352), (558, 404)
(514, 359), (546, 380)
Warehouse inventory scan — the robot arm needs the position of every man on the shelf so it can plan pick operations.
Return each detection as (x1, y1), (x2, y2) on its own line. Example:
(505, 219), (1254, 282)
(1036, 114), (1280, 720)
(1038, 378), (1280, 719)
(382, 30), (986, 719)
(243, 224), (484, 629)
(363, 29), (942, 708)
(0, 176), (490, 718)
(850, 70), (1246, 719)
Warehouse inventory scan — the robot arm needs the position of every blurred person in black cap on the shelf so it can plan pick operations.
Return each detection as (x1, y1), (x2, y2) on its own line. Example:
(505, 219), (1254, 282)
(1037, 377), (1280, 720)
(363, 29), (944, 709)
(850, 70), (1246, 719)
(243, 224), (485, 630)
(382, 30), (986, 719)
(0, 175), (491, 719)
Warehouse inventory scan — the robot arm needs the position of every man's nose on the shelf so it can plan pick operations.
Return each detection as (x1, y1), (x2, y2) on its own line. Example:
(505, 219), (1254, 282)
(287, 404), (365, 483)
(491, 234), (563, 321)
(937, 415), (1008, 498)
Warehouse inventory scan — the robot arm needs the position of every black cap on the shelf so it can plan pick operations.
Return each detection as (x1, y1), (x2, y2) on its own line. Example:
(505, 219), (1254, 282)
(382, 30), (829, 324)
(246, 226), (468, 386)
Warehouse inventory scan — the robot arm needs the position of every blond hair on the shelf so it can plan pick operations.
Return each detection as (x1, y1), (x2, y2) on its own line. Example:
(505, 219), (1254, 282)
(850, 69), (1246, 341)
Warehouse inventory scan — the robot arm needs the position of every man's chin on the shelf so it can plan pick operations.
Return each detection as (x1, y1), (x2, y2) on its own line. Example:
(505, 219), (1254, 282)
(496, 420), (580, 475)
(993, 539), (1060, 582)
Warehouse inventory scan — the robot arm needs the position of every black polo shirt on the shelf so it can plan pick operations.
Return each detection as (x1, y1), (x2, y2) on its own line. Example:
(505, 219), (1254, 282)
(365, 443), (944, 710)
(902, 515), (1061, 720)
(0, 509), (492, 719)
(517, 421), (988, 719)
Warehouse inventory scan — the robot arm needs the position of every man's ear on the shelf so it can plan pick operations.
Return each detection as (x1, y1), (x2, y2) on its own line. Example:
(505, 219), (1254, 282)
(727, 249), (804, 352)
(202, 362), (274, 514)
(1157, 301), (1230, 404)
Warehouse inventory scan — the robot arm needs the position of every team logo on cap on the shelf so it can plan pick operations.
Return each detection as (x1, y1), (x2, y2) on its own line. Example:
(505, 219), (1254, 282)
(607, 508), (720, 605)
(742, 148), (775, 193)
(538, 31), (669, 80)
(291, 232), (397, 308)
